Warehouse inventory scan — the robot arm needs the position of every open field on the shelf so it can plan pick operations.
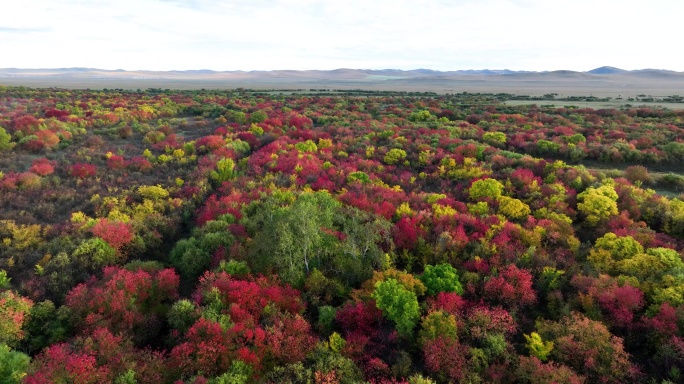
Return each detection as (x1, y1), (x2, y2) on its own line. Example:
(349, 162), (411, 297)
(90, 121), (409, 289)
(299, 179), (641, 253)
(504, 99), (684, 110)
(3, 68), (684, 102)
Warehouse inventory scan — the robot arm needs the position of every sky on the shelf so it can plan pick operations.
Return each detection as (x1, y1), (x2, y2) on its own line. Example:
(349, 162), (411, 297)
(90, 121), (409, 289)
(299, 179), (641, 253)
(1, 0), (682, 72)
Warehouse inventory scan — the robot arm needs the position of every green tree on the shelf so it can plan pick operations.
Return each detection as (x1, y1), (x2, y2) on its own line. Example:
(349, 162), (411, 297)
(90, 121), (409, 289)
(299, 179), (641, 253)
(215, 259), (250, 278)
(588, 233), (643, 274)
(115, 370), (137, 384)
(336, 207), (391, 286)
(317, 306), (337, 335)
(665, 199), (684, 238)
(308, 342), (364, 384)
(249, 191), (340, 286)
(0, 271), (9, 290)
(469, 178), (505, 200)
(372, 278), (420, 337)
(295, 140), (318, 153)
(384, 148), (407, 165)
(210, 157), (236, 185)
(355, 269), (427, 301)
(418, 310), (458, 346)
(408, 110), (435, 122)
(168, 299), (199, 334)
(229, 139), (251, 156)
(594, 233), (644, 260)
(0, 127), (14, 152)
(210, 360), (253, 384)
(652, 275), (684, 307)
(169, 238), (211, 279)
(72, 238), (118, 269)
(524, 332), (554, 361)
(497, 196), (531, 220)
(170, 219), (236, 279)
(408, 374), (437, 384)
(328, 332), (346, 353)
(577, 185), (618, 226)
(304, 269), (347, 309)
(0, 344), (29, 384)
(347, 171), (370, 184)
(22, 300), (70, 354)
(228, 110), (247, 124)
(646, 247), (684, 271)
(537, 139), (560, 154)
(137, 185), (169, 200)
(566, 133), (586, 144)
(663, 142), (684, 160)
(420, 263), (463, 296)
(249, 110), (268, 124)
(482, 131), (507, 146)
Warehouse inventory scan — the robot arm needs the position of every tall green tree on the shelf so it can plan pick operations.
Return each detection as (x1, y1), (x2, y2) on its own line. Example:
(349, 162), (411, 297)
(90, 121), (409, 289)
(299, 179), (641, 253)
(249, 191), (340, 286)
(372, 278), (420, 337)
(336, 207), (391, 286)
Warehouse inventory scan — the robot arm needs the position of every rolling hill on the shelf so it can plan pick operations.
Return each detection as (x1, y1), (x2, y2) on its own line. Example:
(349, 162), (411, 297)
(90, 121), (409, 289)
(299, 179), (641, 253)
(2, 67), (683, 97)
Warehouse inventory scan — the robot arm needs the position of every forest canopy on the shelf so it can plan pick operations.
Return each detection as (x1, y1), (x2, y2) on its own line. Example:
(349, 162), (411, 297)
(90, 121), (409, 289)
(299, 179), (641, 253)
(0, 86), (683, 383)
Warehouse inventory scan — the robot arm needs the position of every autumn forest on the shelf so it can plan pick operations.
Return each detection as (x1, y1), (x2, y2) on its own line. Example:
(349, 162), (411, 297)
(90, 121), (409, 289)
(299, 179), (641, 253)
(2, 86), (684, 383)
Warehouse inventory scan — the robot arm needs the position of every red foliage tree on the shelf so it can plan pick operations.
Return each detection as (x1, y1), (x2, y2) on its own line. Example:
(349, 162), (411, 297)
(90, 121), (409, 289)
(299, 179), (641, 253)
(572, 274), (644, 329)
(423, 336), (467, 382)
(30, 158), (55, 176)
(35, 129), (60, 149)
(91, 219), (135, 252)
(70, 163), (97, 178)
(642, 303), (680, 338)
(127, 156), (153, 172)
(465, 306), (518, 341)
(288, 114), (313, 129)
(25, 343), (110, 384)
(517, 356), (585, 384)
(106, 154), (126, 170)
(45, 108), (70, 119)
(11, 115), (42, 134)
(172, 272), (312, 377)
(426, 291), (468, 316)
(66, 266), (179, 341)
(483, 264), (536, 308)
(193, 272), (305, 321)
(25, 327), (167, 384)
(266, 314), (316, 364)
(169, 318), (247, 376)
(334, 299), (402, 374)
(196, 135), (226, 153)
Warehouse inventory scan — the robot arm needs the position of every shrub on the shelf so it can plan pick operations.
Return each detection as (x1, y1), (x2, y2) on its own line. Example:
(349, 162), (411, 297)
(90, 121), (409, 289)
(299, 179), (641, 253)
(70, 163), (97, 179)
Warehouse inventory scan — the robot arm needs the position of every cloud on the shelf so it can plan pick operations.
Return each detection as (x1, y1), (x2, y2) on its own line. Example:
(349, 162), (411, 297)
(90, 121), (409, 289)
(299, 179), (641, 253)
(0, 27), (51, 33)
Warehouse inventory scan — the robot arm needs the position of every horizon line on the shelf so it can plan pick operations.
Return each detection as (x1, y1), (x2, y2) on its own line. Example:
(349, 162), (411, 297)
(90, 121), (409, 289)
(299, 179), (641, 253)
(1, 66), (680, 73)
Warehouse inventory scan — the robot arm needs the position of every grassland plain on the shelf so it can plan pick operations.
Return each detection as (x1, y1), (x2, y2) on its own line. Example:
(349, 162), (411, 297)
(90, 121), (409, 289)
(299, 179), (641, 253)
(3, 67), (684, 102)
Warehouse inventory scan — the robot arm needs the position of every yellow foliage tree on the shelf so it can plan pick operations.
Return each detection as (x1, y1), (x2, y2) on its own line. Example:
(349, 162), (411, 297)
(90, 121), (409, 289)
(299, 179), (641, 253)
(497, 196), (531, 220)
(577, 185), (618, 226)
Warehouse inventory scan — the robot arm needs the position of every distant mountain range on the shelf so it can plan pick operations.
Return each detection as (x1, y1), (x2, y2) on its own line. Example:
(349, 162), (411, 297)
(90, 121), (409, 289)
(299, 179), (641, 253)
(1, 66), (682, 79)
(2, 66), (683, 96)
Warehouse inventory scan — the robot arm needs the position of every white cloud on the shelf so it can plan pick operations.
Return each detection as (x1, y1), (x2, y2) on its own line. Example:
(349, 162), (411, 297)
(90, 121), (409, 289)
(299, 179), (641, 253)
(0, 0), (682, 71)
